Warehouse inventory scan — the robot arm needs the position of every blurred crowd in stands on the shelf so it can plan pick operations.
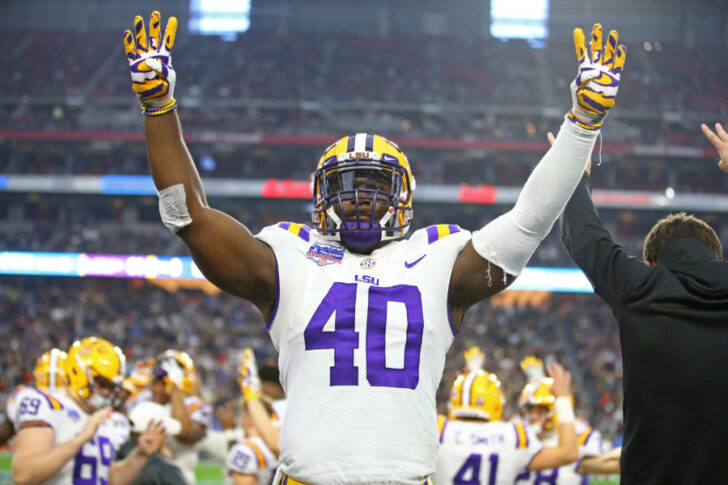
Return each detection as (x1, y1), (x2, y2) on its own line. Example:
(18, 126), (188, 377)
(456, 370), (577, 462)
(6, 193), (728, 265)
(0, 277), (623, 444)
(1, 31), (725, 142)
(3, 138), (728, 195)
(2, 32), (726, 115)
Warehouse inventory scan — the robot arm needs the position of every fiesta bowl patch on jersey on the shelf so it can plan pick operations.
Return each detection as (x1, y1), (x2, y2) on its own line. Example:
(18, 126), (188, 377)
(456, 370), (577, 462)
(307, 243), (345, 266)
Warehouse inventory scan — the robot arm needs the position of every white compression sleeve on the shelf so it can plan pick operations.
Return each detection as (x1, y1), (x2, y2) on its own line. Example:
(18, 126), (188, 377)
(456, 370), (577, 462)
(158, 183), (193, 233)
(472, 119), (597, 276)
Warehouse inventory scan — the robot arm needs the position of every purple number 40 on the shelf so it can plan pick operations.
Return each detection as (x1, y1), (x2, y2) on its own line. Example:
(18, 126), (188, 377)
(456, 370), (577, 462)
(304, 283), (424, 389)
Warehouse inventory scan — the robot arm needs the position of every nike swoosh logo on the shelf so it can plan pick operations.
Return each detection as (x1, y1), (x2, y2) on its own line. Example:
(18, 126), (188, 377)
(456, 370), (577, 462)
(404, 254), (426, 268)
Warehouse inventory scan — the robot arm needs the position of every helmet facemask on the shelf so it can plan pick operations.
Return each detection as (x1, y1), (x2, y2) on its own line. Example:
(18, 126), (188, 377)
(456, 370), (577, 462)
(85, 373), (127, 411)
(313, 155), (414, 251)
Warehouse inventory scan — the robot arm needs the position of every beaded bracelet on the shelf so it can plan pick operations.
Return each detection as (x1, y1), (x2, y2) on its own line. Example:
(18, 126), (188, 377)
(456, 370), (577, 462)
(566, 111), (602, 131)
(142, 98), (177, 117)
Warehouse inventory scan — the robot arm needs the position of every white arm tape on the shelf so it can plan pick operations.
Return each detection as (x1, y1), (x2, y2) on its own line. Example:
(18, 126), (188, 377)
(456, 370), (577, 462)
(471, 120), (597, 276)
(158, 183), (193, 233)
(554, 396), (576, 424)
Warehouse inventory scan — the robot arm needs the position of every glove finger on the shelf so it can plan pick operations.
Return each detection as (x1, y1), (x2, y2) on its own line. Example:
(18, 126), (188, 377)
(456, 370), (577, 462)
(613, 44), (626, 77)
(590, 23), (603, 63)
(161, 16), (178, 55)
(603, 30), (618, 68)
(573, 28), (587, 66)
(134, 15), (148, 54)
(123, 30), (139, 61)
(149, 11), (161, 50)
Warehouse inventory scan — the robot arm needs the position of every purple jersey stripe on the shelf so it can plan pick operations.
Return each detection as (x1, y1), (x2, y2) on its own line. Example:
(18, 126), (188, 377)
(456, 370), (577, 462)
(278, 222), (291, 230)
(265, 257), (280, 332)
(298, 225), (311, 242)
(426, 225), (439, 244)
(448, 224), (461, 235)
(513, 422), (521, 448)
(439, 419), (448, 443)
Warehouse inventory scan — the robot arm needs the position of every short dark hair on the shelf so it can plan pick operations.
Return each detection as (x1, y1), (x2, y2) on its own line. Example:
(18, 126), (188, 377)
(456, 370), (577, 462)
(259, 365), (280, 384)
(643, 212), (722, 264)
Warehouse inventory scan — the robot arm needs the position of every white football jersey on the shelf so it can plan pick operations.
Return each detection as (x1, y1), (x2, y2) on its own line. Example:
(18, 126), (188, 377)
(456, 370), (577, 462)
(14, 389), (130, 485)
(515, 418), (604, 485)
(256, 222), (471, 484)
(435, 417), (542, 485)
(227, 437), (279, 484)
(5, 384), (31, 425)
(132, 390), (213, 485)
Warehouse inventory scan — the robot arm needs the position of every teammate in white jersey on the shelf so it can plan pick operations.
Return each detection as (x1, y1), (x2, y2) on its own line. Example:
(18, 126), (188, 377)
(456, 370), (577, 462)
(436, 364), (578, 485)
(239, 348), (285, 457)
(1, 348), (68, 444)
(516, 357), (606, 485)
(11, 337), (166, 485)
(132, 349), (212, 484)
(226, 397), (280, 485)
(122, 12), (626, 483)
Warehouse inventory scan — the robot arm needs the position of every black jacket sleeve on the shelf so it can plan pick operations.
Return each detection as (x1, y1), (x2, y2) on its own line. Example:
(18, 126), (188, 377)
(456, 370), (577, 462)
(559, 173), (650, 306)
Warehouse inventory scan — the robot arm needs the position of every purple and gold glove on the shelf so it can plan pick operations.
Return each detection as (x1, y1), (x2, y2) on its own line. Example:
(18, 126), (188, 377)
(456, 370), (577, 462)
(238, 348), (262, 402)
(123, 11), (178, 116)
(567, 23), (626, 131)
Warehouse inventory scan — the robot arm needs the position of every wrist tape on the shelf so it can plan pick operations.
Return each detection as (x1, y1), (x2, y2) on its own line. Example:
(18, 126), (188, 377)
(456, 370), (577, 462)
(554, 396), (575, 424)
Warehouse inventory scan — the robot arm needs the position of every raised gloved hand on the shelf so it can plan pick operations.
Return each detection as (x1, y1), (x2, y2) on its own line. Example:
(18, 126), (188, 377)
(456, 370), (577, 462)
(238, 348), (262, 402)
(156, 356), (184, 391)
(123, 11), (178, 115)
(568, 23), (626, 131)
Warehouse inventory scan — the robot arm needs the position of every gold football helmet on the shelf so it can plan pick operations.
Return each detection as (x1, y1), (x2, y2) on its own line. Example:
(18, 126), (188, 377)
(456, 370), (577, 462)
(33, 348), (67, 392)
(449, 370), (504, 421)
(66, 337), (127, 409)
(519, 378), (574, 433)
(123, 357), (156, 398)
(312, 133), (416, 249)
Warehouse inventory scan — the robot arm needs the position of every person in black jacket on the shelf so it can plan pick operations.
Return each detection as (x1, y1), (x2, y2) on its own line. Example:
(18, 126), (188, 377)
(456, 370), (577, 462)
(556, 123), (728, 485)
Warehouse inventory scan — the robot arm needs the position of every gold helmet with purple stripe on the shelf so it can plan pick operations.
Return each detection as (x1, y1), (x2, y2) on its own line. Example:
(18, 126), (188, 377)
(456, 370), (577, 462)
(312, 133), (415, 250)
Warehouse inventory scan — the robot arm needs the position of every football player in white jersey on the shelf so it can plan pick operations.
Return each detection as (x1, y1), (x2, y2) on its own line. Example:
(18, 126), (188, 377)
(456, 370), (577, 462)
(515, 358), (605, 485)
(133, 349), (212, 485)
(226, 399), (280, 484)
(1, 348), (67, 444)
(123, 12), (626, 483)
(436, 363), (578, 484)
(238, 348), (285, 457)
(11, 337), (167, 485)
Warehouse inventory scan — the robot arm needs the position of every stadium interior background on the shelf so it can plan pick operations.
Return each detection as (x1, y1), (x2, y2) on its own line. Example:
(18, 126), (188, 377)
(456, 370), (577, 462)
(1, 0), (727, 482)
